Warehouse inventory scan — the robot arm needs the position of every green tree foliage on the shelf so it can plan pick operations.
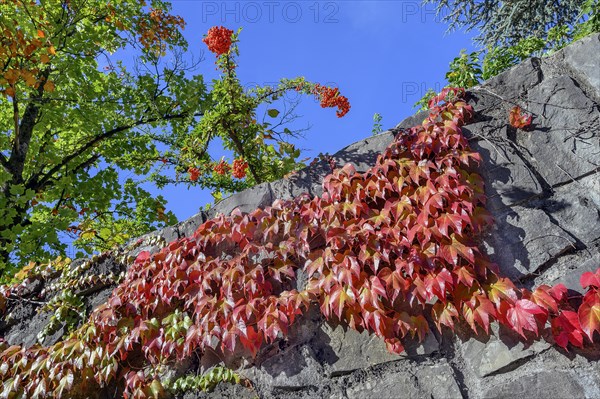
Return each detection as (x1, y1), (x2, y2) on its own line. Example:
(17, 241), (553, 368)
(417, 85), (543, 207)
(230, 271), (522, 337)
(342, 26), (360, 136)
(0, 1), (350, 277)
(415, 3), (600, 110)
(0, 0), (197, 274)
(445, 49), (482, 89)
(172, 27), (350, 203)
(425, 0), (596, 47)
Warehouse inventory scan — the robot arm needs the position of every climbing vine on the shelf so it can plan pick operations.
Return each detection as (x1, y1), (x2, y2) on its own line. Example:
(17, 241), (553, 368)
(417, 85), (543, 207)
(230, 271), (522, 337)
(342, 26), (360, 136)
(0, 89), (598, 398)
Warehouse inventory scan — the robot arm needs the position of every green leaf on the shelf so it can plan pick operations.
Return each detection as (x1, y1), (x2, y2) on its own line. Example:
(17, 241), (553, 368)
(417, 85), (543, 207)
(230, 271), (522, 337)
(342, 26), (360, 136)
(267, 109), (280, 118)
(9, 185), (24, 196)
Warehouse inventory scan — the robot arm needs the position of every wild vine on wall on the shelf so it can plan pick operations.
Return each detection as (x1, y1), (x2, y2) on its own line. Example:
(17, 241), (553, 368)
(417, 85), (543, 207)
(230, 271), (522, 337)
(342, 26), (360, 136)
(0, 88), (598, 398)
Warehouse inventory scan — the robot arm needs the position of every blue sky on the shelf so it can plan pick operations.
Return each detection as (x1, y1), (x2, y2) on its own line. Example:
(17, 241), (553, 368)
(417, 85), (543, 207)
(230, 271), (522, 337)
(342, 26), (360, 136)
(150, 0), (479, 221)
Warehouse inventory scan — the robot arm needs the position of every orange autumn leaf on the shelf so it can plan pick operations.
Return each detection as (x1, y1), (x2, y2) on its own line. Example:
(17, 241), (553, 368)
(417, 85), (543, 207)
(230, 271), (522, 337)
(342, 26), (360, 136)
(4, 87), (16, 98)
(3, 69), (19, 85)
(509, 106), (532, 129)
(43, 80), (55, 92)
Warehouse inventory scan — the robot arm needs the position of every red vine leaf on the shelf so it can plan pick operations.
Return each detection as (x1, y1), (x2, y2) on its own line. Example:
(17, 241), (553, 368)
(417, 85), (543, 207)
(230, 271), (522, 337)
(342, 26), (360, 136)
(509, 106), (532, 129)
(463, 296), (496, 334)
(580, 269), (600, 290)
(578, 292), (600, 341)
(551, 310), (584, 349)
(506, 299), (546, 338)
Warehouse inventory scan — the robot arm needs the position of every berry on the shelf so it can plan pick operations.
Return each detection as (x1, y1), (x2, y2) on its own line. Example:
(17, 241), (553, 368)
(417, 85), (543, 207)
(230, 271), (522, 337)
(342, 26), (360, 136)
(232, 158), (248, 179)
(213, 159), (231, 176)
(188, 166), (200, 182)
(312, 84), (350, 117)
(203, 26), (234, 56)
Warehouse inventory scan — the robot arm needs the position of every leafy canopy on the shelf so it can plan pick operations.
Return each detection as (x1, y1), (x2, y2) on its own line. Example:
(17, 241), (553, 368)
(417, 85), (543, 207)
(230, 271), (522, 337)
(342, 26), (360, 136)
(0, 0), (201, 273)
(415, 6), (600, 111)
(0, 1), (350, 277)
(425, 0), (597, 47)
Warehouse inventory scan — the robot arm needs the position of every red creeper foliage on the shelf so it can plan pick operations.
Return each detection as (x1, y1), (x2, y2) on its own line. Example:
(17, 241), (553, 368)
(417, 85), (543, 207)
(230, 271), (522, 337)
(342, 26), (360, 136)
(0, 88), (597, 398)
(509, 105), (533, 129)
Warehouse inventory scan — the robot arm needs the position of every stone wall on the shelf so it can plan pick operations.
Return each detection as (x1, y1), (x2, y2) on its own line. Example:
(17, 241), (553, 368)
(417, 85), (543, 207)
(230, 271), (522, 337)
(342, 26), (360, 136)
(1, 34), (599, 399)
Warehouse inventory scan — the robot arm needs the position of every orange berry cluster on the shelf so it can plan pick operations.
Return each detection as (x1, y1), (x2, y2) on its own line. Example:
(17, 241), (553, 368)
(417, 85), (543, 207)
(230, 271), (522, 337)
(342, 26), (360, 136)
(232, 158), (248, 179)
(187, 166), (200, 181)
(202, 26), (234, 56)
(213, 159), (231, 176)
(312, 83), (351, 117)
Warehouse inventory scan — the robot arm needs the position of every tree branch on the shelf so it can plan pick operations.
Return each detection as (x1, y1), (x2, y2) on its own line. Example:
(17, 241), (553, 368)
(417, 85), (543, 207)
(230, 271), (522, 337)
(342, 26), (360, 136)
(0, 153), (9, 171)
(28, 111), (202, 192)
(224, 124), (261, 183)
(6, 69), (50, 187)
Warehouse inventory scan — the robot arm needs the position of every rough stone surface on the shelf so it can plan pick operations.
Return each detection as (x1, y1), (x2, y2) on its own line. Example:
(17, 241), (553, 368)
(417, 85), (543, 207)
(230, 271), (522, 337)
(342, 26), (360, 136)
(212, 182), (274, 216)
(2, 34), (600, 399)
(541, 182), (600, 245)
(467, 125), (544, 211)
(552, 253), (600, 294)
(478, 57), (544, 100)
(176, 212), (209, 238)
(482, 371), (585, 399)
(414, 362), (463, 399)
(343, 360), (462, 399)
(460, 323), (550, 378)
(241, 345), (324, 390)
(317, 323), (440, 376)
(2, 302), (49, 347)
(319, 323), (402, 376)
(345, 371), (421, 399)
(561, 34), (600, 99)
(524, 76), (600, 187)
(483, 206), (576, 279)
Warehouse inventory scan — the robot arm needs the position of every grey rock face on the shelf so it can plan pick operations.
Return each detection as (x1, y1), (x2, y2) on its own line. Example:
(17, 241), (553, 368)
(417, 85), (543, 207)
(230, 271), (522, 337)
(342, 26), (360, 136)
(345, 371), (421, 399)
(479, 57), (544, 100)
(551, 253), (600, 294)
(316, 323), (440, 377)
(467, 125), (544, 212)
(460, 323), (550, 378)
(212, 182), (274, 216)
(414, 362), (463, 399)
(343, 360), (462, 399)
(241, 345), (325, 390)
(319, 323), (402, 376)
(543, 181), (600, 246)
(482, 371), (586, 399)
(561, 34), (600, 99)
(524, 76), (600, 187)
(483, 206), (576, 279)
